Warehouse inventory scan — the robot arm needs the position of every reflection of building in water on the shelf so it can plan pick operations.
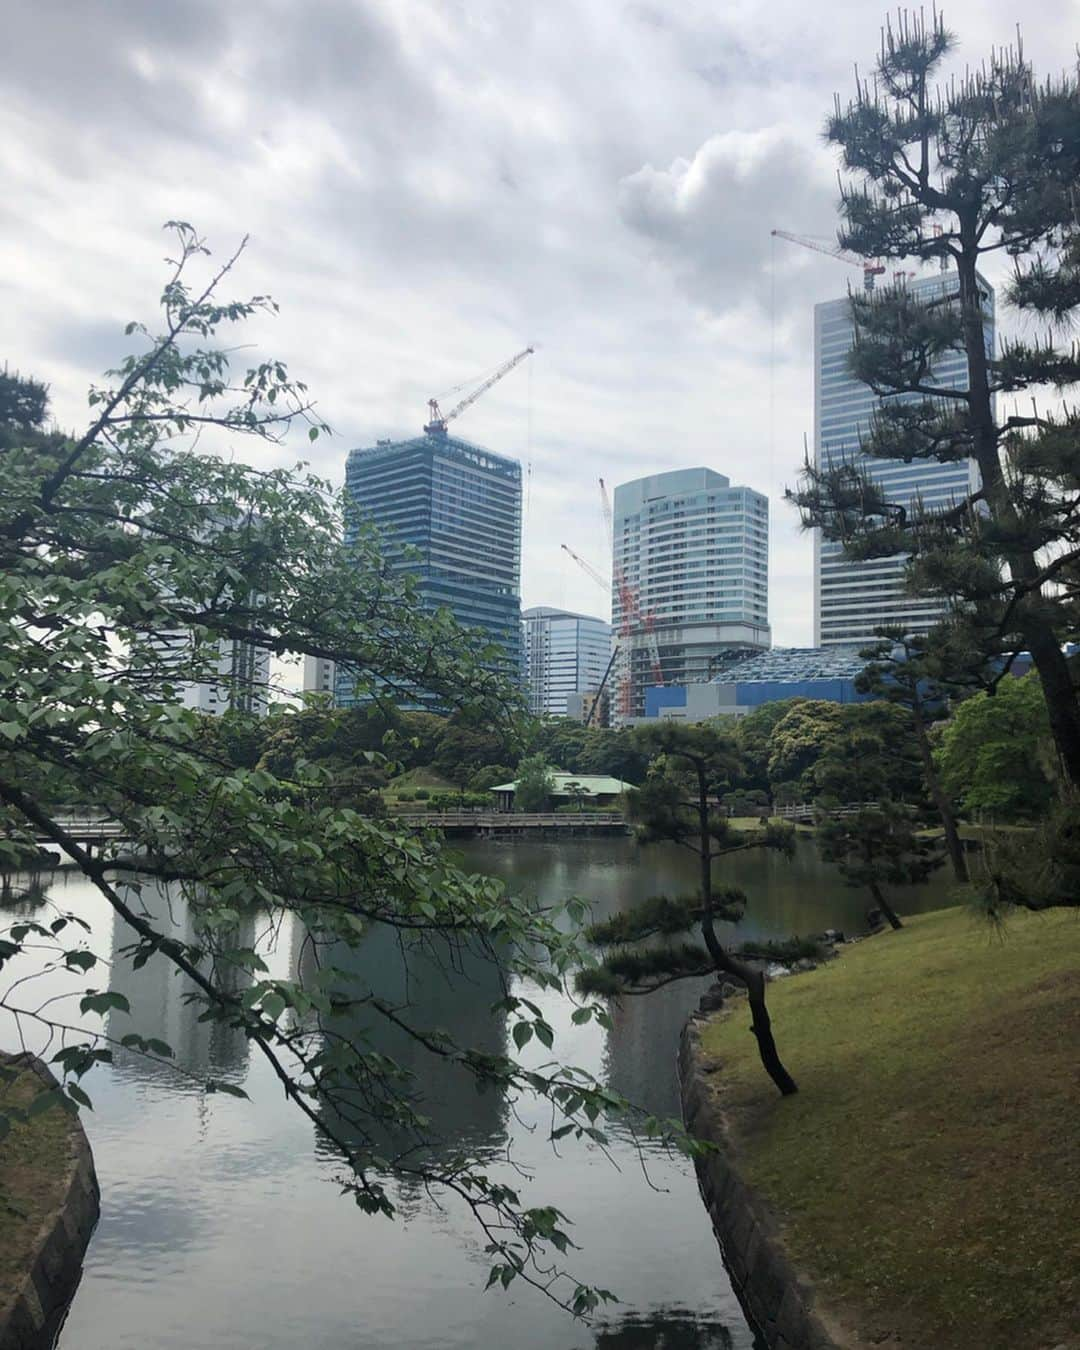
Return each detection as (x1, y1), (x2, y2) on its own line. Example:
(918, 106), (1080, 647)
(313, 923), (509, 1173)
(107, 881), (255, 1083)
(602, 977), (709, 1121)
(592, 1310), (735, 1349)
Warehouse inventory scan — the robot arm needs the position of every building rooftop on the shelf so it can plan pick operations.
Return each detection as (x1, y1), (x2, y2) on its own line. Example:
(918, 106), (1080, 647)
(522, 606), (610, 624)
(711, 646), (866, 684)
(347, 430), (521, 475)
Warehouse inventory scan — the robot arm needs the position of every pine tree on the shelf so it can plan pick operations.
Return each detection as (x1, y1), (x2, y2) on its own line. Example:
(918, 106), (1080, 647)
(855, 629), (968, 881)
(791, 15), (1080, 789)
(812, 707), (944, 931)
(576, 723), (802, 1097)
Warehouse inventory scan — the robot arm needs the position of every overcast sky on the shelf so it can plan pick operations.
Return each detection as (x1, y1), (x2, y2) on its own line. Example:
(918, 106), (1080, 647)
(3, 1), (1075, 646)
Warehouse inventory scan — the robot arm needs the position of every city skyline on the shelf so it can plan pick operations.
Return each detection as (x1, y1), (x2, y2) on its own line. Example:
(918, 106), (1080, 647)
(3, 4), (1070, 648)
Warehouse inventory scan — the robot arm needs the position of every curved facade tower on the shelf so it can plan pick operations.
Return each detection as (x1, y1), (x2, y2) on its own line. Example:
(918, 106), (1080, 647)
(612, 467), (770, 721)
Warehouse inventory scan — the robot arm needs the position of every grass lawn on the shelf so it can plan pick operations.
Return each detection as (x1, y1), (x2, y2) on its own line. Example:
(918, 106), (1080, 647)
(701, 905), (1080, 1350)
(383, 767), (459, 801)
(0, 1065), (77, 1315)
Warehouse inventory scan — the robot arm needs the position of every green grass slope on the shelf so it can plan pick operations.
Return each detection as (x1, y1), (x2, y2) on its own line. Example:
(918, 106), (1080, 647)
(701, 905), (1080, 1350)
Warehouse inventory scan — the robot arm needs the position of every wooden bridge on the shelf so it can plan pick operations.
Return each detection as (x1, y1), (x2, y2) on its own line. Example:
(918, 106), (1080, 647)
(395, 811), (630, 837)
(17, 810), (630, 853)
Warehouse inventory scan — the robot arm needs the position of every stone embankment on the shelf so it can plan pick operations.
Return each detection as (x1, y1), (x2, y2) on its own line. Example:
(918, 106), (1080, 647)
(0, 1052), (99, 1350)
(679, 939), (848, 1350)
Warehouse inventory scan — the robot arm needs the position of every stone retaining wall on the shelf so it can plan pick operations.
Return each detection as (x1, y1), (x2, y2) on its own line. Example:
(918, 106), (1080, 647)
(679, 1020), (840, 1350)
(0, 1052), (99, 1350)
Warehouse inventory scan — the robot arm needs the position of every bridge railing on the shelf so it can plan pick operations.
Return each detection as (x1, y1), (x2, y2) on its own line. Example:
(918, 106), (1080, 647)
(394, 811), (625, 826)
(774, 801), (888, 821)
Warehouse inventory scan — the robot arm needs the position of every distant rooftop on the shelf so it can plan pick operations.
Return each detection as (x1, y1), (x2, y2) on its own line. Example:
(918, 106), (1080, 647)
(712, 646), (866, 684)
(348, 430), (521, 473)
(522, 606), (610, 625)
(489, 774), (634, 797)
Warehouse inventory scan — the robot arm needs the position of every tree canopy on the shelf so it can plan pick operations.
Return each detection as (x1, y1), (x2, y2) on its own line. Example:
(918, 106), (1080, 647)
(935, 673), (1057, 820)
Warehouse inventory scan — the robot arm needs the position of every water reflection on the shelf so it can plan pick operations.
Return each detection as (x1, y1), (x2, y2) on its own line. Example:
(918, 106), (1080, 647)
(6, 836), (956, 1350)
(314, 922), (510, 1166)
(591, 1309), (736, 1349)
(106, 881), (256, 1085)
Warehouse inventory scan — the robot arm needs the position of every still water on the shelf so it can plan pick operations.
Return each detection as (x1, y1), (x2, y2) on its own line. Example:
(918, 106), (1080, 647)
(2, 837), (955, 1349)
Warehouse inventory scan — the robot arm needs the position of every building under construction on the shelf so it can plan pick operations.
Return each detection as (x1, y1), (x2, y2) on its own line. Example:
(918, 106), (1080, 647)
(335, 350), (532, 707)
(336, 430), (522, 705)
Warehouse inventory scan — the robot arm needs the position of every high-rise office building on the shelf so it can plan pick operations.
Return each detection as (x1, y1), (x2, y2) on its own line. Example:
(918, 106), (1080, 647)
(814, 271), (995, 645)
(302, 655), (336, 698)
(150, 630), (270, 716)
(522, 606), (613, 718)
(337, 431), (522, 706)
(613, 468), (770, 720)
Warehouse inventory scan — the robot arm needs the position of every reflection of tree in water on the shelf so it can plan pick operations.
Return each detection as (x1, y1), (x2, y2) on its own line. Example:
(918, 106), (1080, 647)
(0, 870), (51, 912)
(106, 881), (256, 1085)
(591, 1308), (736, 1349)
(312, 922), (510, 1190)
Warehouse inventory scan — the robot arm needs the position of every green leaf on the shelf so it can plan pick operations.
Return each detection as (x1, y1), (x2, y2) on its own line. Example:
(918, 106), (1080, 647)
(79, 990), (130, 1017)
(66, 1082), (93, 1110)
(570, 1006), (592, 1025)
(206, 1079), (249, 1100)
(511, 1021), (533, 1051)
(534, 1020), (554, 1049)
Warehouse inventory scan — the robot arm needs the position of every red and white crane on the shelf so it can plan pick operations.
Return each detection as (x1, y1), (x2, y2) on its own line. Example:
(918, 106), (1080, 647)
(561, 479), (663, 723)
(771, 229), (886, 292)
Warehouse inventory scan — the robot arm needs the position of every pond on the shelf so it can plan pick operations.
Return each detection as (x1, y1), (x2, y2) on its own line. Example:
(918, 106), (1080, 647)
(1, 836), (956, 1349)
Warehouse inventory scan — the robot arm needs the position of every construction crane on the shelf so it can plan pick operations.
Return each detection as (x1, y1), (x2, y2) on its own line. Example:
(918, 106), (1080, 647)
(598, 478), (662, 695)
(771, 229), (886, 292)
(424, 346), (534, 436)
(562, 500), (662, 724)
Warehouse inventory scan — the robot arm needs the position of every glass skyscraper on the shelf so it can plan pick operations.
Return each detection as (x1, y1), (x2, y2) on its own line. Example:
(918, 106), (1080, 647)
(522, 606), (613, 718)
(814, 271), (995, 645)
(337, 431), (522, 706)
(613, 467), (770, 720)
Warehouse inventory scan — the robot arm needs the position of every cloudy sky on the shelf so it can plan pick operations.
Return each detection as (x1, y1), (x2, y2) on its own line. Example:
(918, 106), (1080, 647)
(3, 0), (1075, 646)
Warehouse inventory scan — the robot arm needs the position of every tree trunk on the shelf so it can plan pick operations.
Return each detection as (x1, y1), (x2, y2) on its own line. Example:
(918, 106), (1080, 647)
(700, 918), (799, 1096)
(696, 761), (797, 1097)
(869, 880), (903, 931)
(911, 701), (968, 883)
(1021, 618), (1080, 792)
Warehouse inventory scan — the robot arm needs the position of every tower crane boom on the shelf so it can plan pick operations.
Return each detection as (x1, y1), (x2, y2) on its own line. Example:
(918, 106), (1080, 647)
(425, 346), (534, 436)
(771, 229), (886, 291)
(561, 543), (610, 594)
